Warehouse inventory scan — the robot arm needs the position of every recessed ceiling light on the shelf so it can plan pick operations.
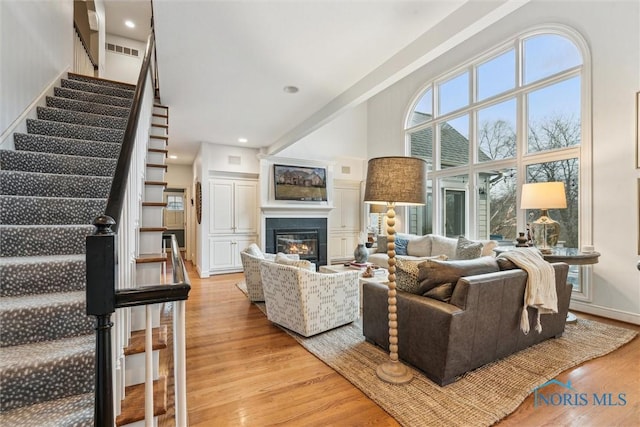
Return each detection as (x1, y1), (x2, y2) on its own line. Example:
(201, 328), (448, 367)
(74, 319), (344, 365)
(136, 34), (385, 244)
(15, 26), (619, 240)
(283, 86), (299, 94)
(238, 138), (248, 143)
(169, 155), (178, 159)
(125, 20), (135, 28)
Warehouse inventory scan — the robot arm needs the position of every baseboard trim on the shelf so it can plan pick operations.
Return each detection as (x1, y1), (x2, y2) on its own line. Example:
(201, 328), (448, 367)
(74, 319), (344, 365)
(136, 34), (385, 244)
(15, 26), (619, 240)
(570, 300), (640, 325)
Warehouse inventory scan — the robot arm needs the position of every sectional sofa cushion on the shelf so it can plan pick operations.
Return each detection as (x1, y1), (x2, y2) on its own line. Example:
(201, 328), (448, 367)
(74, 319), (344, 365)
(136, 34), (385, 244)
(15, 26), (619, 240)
(416, 256), (500, 296)
(406, 235), (432, 257)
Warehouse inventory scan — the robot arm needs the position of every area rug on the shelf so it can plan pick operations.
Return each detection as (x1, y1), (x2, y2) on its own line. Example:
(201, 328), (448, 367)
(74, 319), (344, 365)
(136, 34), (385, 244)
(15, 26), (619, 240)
(236, 282), (637, 426)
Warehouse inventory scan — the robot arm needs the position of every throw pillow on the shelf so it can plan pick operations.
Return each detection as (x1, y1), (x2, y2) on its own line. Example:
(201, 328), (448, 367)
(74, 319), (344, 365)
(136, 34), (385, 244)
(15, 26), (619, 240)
(394, 237), (409, 255)
(455, 236), (483, 260)
(395, 255), (448, 294)
(430, 234), (458, 259)
(406, 235), (432, 257)
(275, 252), (313, 270)
(245, 243), (264, 258)
(417, 256), (499, 295)
(376, 235), (387, 253)
(423, 283), (454, 303)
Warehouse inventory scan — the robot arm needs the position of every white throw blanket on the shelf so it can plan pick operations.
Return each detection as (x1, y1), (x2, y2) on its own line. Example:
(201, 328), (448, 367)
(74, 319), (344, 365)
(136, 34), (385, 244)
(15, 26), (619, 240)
(498, 249), (557, 334)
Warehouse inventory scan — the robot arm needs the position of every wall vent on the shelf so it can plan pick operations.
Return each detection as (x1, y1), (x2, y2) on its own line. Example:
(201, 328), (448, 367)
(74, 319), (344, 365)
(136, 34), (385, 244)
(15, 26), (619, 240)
(228, 155), (241, 165)
(341, 166), (351, 174)
(106, 43), (139, 57)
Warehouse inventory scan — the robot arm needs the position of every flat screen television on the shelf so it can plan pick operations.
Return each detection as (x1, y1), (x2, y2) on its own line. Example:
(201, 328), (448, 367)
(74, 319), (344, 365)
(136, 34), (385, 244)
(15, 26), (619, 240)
(274, 164), (327, 201)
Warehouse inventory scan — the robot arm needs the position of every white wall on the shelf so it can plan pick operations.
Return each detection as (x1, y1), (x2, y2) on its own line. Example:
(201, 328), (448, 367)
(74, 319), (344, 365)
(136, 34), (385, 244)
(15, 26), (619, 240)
(366, 0), (640, 323)
(0, 0), (73, 137)
(94, 0), (106, 78)
(104, 34), (145, 84)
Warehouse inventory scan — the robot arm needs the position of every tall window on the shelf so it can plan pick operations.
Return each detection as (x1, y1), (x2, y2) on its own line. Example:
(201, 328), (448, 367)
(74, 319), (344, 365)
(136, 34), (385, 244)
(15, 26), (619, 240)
(406, 28), (590, 294)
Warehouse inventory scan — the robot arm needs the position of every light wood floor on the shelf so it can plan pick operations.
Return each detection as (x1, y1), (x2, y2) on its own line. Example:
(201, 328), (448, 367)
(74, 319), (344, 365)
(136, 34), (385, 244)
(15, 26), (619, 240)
(183, 262), (639, 426)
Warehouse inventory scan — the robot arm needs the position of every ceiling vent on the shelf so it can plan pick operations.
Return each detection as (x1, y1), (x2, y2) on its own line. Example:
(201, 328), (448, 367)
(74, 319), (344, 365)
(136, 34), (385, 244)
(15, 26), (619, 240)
(106, 43), (139, 57)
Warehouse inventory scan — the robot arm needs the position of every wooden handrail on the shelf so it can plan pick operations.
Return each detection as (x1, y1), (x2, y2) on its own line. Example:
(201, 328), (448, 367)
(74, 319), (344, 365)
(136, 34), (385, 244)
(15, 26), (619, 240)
(86, 20), (189, 425)
(103, 32), (155, 230)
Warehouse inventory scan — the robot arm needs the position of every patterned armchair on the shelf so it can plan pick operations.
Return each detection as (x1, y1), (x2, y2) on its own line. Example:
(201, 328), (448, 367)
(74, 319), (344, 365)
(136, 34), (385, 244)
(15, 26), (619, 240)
(259, 261), (360, 337)
(240, 245), (300, 302)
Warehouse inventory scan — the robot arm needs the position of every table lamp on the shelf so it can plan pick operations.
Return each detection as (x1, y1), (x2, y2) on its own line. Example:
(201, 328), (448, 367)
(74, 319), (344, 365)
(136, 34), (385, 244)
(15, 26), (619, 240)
(520, 182), (567, 254)
(370, 204), (387, 236)
(364, 156), (427, 384)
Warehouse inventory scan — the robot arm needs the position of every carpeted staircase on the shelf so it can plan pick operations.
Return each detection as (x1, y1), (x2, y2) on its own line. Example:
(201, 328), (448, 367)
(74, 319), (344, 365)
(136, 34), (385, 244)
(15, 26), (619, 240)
(0, 73), (135, 425)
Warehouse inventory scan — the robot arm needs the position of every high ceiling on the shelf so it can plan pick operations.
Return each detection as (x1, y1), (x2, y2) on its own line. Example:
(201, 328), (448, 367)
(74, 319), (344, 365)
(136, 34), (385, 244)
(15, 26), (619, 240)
(103, 0), (527, 165)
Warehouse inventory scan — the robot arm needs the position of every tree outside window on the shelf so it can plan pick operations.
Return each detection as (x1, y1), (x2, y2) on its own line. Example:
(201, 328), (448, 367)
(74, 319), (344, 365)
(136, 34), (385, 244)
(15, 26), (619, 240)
(405, 30), (586, 260)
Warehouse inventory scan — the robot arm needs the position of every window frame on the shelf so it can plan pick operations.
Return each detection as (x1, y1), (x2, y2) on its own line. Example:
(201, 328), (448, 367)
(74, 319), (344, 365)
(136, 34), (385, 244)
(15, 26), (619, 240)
(403, 24), (593, 301)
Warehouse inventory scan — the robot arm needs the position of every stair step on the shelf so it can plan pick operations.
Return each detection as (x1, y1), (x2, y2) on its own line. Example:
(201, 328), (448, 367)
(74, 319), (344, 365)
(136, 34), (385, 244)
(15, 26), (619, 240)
(0, 150), (116, 176)
(27, 118), (124, 144)
(68, 72), (136, 91)
(150, 135), (168, 141)
(152, 113), (168, 119)
(54, 86), (132, 109)
(0, 254), (85, 297)
(14, 133), (121, 159)
(0, 392), (93, 426)
(124, 325), (167, 356)
(0, 171), (111, 198)
(61, 78), (135, 100)
(140, 227), (168, 232)
(148, 148), (168, 155)
(145, 181), (167, 186)
(0, 224), (94, 257)
(47, 95), (130, 118)
(0, 291), (93, 347)
(151, 123), (168, 129)
(37, 106), (128, 130)
(147, 163), (168, 170)
(0, 195), (106, 225)
(142, 201), (167, 207)
(0, 334), (94, 412)
(115, 376), (167, 426)
(136, 253), (167, 264)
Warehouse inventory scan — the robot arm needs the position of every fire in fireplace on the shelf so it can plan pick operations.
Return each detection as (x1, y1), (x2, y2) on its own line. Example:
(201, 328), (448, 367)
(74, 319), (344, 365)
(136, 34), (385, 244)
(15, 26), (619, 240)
(275, 230), (318, 261)
(265, 217), (327, 267)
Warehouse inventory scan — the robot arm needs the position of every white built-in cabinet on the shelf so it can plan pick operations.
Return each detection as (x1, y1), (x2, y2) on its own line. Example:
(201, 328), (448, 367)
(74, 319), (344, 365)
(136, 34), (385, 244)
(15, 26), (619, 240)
(209, 178), (258, 273)
(329, 180), (362, 262)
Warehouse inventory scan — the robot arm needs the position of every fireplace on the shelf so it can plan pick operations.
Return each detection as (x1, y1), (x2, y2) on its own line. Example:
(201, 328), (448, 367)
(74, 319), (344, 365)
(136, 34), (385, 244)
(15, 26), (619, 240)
(275, 230), (318, 261)
(265, 217), (327, 267)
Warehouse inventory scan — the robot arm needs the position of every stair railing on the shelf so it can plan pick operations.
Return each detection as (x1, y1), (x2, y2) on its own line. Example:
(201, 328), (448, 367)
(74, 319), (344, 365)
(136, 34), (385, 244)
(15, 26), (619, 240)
(73, 22), (97, 75)
(86, 29), (190, 427)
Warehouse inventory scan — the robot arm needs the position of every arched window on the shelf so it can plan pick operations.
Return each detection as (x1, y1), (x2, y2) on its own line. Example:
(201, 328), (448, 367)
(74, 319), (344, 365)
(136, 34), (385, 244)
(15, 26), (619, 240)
(405, 26), (591, 296)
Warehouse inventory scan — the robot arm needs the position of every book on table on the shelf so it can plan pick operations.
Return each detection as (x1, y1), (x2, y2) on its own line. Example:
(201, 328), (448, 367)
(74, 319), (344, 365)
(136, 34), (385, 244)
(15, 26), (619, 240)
(348, 262), (386, 275)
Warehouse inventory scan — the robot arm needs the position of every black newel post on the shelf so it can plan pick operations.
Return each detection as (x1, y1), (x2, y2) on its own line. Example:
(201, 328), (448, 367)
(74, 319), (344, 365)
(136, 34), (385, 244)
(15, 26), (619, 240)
(86, 215), (117, 427)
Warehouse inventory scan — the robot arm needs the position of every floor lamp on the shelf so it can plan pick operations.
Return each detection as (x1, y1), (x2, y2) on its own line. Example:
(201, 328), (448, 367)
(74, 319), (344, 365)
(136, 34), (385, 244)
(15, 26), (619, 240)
(364, 156), (428, 384)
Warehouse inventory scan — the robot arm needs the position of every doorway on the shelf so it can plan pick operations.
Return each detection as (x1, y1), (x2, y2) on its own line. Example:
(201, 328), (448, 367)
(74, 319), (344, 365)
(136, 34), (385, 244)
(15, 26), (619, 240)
(164, 188), (186, 250)
(444, 188), (466, 238)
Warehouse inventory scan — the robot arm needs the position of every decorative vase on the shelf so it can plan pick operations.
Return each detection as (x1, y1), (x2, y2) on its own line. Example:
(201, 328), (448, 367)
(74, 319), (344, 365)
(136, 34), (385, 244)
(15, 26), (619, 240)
(516, 232), (529, 247)
(354, 243), (369, 263)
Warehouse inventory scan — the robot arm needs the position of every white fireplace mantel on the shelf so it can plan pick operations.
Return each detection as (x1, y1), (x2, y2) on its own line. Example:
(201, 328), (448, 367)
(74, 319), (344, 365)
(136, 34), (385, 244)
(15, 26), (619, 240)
(261, 204), (334, 218)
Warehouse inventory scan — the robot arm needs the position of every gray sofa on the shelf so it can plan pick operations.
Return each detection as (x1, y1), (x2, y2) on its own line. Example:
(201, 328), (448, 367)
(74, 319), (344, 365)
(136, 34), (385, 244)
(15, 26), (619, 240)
(362, 262), (571, 386)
